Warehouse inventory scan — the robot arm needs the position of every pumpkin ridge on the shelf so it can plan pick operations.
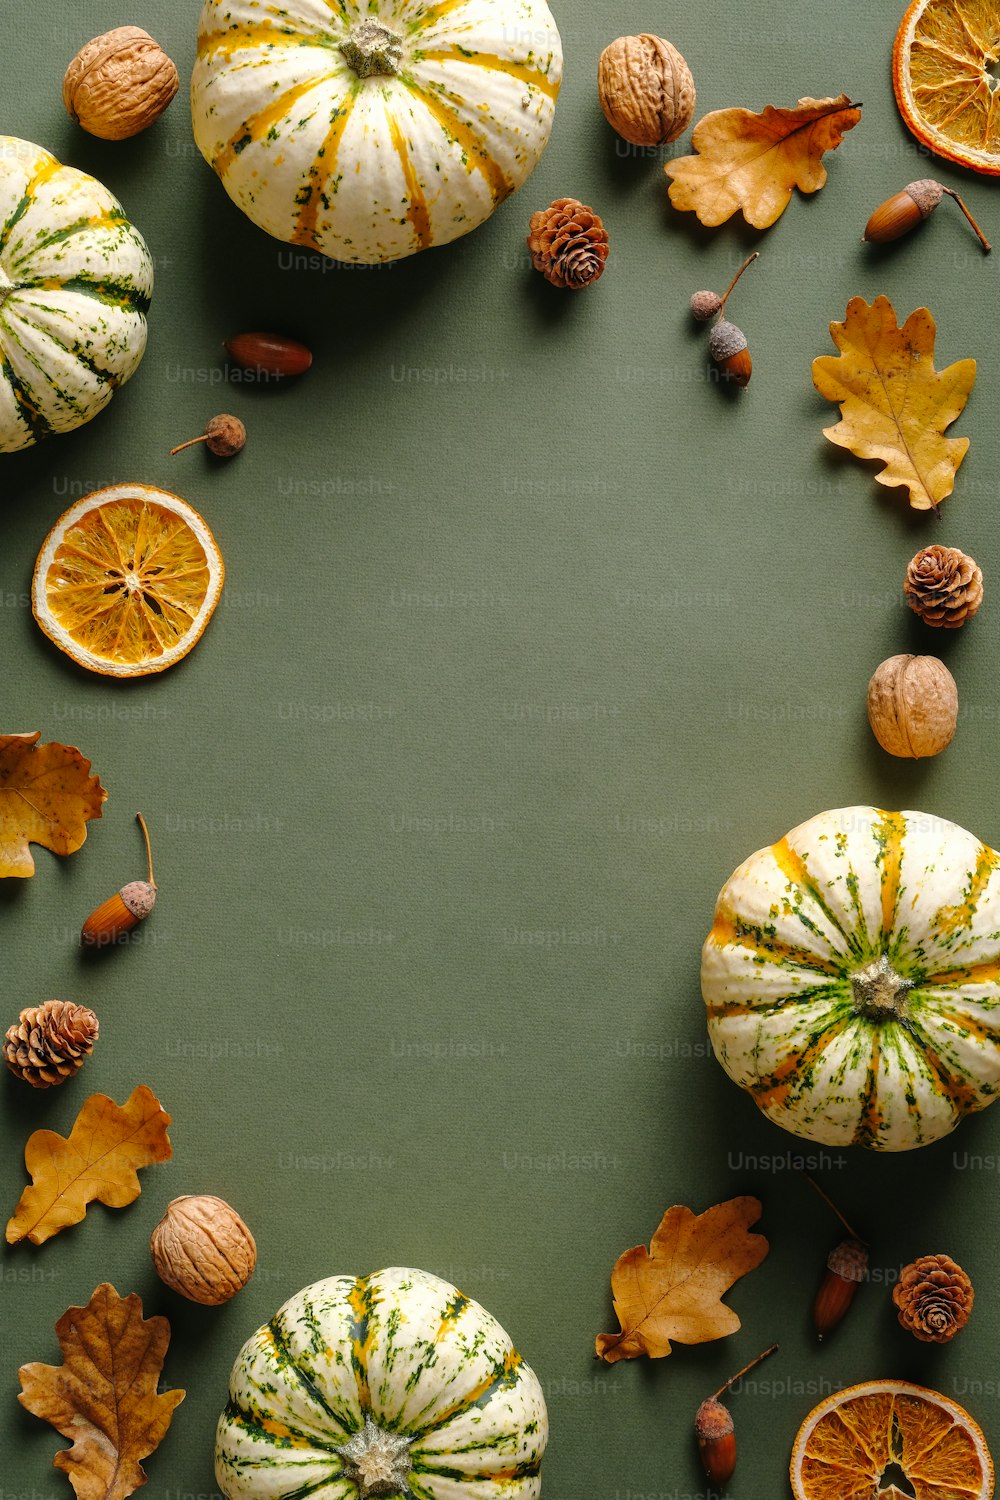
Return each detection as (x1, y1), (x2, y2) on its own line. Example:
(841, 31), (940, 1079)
(873, 809), (907, 945)
(292, 89), (359, 246)
(0, 350), (51, 439)
(0, 152), (62, 256)
(386, 108), (433, 248)
(398, 76), (511, 200)
(5, 311), (122, 391)
(750, 1025), (846, 1111)
(415, 45), (560, 99)
(8, 208), (130, 263)
(895, 1019), (982, 1114)
(198, 21), (333, 63)
(933, 842), (1000, 939)
(770, 836), (855, 953)
(709, 906), (843, 975)
(264, 1318), (349, 1432)
(223, 1396), (337, 1455)
(405, 0), (478, 34)
(213, 72), (341, 178)
(347, 1275), (380, 1413)
(413, 1346), (524, 1435)
(22, 275), (152, 314)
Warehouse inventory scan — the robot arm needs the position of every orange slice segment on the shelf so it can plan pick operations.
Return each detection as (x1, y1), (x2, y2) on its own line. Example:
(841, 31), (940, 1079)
(32, 484), (224, 677)
(791, 1380), (994, 1500)
(893, 0), (1000, 173)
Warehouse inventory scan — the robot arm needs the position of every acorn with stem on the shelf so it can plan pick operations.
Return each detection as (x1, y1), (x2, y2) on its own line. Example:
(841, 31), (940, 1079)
(695, 1342), (779, 1485)
(864, 180), (990, 253)
(170, 413), (246, 458)
(690, 252), (759, 388)
(802, 1173), (869, 1339)
(81, 813), (157, 946)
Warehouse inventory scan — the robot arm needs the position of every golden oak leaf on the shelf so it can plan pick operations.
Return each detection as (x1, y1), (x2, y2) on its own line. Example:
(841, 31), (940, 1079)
(19, 1282), (185, 1500)
(6, 1085), (172, 1245)
(0, 732), (106, 878)
(813, 295), (976, 512)
(595, 1197), (768, 1362)
(666, 95), (861, 227)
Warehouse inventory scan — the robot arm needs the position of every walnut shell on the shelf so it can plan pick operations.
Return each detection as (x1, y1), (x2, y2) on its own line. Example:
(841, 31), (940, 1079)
(63, 27), (179, 140)
(597, 34), (696, 148)
(867, 654), (958, 758)
(150, 1195), (256, 1305)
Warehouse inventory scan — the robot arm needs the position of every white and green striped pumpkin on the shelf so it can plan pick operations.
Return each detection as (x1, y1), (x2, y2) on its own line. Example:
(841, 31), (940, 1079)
(216, 1267), (548, 1498)
(702, 806), (1000, 1151)
(191, 0), (562, 265)
(0, 138), (152, 453)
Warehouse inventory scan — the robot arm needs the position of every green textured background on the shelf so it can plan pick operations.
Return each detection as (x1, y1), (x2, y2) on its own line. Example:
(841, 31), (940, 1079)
(3, 0), (1000, 1495)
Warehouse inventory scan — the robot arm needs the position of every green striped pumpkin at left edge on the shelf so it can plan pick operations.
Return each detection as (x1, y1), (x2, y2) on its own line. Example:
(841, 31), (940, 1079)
(702, 806), (1000, 1151)
(0, 138), (152, 453)
(216, 1267), (548, 1499)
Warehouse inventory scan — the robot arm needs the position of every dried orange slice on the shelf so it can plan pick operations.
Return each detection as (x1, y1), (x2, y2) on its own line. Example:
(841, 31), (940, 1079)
(33, 484), (224, 677)
(791, 1379), (994, 1500)
(893, 0), (1000, 173)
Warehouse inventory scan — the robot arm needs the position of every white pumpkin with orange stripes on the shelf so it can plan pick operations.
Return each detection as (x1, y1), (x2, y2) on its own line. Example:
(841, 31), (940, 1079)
(0, 138), (151, 453)
(702, 806), (1000, 1151)
(215, 1267), (547, 1498)
(191, 0), (562, 264)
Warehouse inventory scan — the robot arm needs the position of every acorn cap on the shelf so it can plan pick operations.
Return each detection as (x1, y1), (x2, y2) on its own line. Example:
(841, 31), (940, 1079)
(708, 319), (748, 360)
(694, 1397), (734, 1439)
(828, 1238), (869, 1282)
(120, 879), (157, 919)
(690, 289), (723, 320)
(904, 178), (945, 218)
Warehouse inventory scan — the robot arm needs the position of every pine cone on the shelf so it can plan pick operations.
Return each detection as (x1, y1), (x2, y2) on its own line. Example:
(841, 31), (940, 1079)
(904, 546), (983, 628)
(892, 1254), (973, 1343)
(3, 1001), (99, 1088)
(527, 198), (609, 289)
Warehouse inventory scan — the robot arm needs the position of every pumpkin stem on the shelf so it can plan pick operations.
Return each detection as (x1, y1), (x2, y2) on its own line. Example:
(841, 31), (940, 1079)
(337, 1416), (413, 1497)
(851, 953), (913, 1020)
(340, 19), (404, 78)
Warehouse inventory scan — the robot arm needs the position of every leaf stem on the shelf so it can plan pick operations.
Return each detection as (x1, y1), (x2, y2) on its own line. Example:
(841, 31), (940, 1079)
(136, 813), (155, 888)
(800, 1172), (865, 1243)
(942, 188), (991, 253)
(710, 1343), (779, 1401)
(718, 252), (759, 313)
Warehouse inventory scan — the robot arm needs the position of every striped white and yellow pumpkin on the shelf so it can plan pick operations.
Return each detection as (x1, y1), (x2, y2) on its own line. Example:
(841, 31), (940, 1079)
(0, 138), (152, 454)
(702, 806), (1000, 1151)
(191, 0), (562, 264)
(216, 1267), (548, 1498)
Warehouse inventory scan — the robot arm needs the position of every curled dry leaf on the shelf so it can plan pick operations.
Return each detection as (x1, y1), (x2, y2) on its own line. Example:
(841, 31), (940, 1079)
(19, 1282), (185, 1500)
(666, 95), (861, 227)
(812, 295), (976, 513)
(0, 732), (105, 878)
(596, 1196), (769, 1362)
(6, 1084), (172, 1245)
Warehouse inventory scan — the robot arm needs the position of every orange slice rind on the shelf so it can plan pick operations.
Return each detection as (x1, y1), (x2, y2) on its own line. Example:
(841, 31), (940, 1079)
(32, 484), (224, 677)
(894, 0), (1000, 174)
(791, 1379), (994, 1500)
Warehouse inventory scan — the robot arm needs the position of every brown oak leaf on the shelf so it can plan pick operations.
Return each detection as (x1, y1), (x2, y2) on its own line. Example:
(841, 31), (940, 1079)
(7, 1085), (172, 1245)
(812, 295), (976, 513)
(19, 1282), (185, 1500)
(666, 95), (861, 227)
(0, 732), (106, 878)
(596, 1197), (769, 1362)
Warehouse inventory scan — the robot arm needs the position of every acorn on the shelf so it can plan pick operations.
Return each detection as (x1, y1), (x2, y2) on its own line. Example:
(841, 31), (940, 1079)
(813, 1238), (869, 1339)
(693, 1343), (778, 1486)
(864, 179), (990, 253)
(709, 319), (752, 386)
(689, 251), (758, 321)
(170, 413), (246, 458)
(81, 813), (157, 946)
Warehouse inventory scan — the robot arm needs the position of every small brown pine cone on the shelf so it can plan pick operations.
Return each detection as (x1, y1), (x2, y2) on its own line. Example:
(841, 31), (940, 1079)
(527, 198), (609, 289)
(892, 1253), (973, 1343)
(3, 1001), (99, 1088)
(904, 545), (983, 628)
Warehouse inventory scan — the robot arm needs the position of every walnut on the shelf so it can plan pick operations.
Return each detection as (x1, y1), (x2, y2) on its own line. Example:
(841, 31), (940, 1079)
(150, 1195), (256, 1305)
(63, 27), (179, 141)
(597, 34), (696, 148)
(867, 654), (958, 758)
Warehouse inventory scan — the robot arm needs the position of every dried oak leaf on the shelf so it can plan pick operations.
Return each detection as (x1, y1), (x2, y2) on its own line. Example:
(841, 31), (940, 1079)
(595, 1196), (768, 1362)
(666, 95), (861, 227)
(812, 295), (976, 513)
(19, 1282), (185, 1500)
(7, 1085), (172, 1246)
(0, 732), (106, 878)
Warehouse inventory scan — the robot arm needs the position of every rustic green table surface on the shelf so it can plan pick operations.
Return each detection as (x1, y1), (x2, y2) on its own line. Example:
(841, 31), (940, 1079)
(3, 0), (1000, 1496)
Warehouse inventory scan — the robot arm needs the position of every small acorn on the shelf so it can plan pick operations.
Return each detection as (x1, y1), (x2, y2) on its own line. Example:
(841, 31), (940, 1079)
(694, 1343), (778, 1485)
(170, 413), (246, 458)
(689, 250), (757, 321)
(864, 179), (990, 253)
(81, 813), (156, 947)
(709, 320), (752, 386)
(814, 1238), (869, 1339)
